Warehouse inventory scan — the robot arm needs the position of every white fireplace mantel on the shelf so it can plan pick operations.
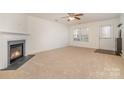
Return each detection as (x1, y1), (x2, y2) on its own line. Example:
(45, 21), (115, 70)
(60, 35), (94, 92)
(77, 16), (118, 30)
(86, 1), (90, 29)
(0, 30), (29, 69)
(0, 31), (29, 36)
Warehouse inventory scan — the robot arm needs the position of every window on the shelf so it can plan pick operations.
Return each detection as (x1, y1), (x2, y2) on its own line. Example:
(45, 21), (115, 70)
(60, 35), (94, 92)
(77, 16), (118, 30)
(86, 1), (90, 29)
(100, 25), (112, 39)
(73, 27), (88, 42)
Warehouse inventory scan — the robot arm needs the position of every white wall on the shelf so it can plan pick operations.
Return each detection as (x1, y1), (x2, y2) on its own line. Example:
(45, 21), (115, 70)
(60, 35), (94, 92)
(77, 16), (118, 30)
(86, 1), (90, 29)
(27, 16), (69, 54)
(69, 18), (120, 50)
(0, 13), (27, 33)
(120, 14), (124, 58)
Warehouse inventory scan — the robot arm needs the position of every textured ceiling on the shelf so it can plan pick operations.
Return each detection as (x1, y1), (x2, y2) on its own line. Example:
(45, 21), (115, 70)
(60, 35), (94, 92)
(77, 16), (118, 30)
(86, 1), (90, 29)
(28, 13), (120, 25)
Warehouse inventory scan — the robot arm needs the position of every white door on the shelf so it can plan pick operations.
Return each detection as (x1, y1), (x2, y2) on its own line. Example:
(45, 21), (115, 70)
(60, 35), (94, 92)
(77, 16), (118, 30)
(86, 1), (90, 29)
(99, 25), (114, 51)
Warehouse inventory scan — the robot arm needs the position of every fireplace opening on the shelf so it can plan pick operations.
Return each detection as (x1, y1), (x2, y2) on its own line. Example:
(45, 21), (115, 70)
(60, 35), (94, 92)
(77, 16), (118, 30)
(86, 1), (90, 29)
(8, 40), (25, 65)
(10, 43), (23, 63)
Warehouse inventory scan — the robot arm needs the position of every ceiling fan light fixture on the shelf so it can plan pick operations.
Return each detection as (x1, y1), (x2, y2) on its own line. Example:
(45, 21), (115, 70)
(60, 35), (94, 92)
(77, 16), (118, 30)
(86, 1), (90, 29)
(68, 17), (75, 21)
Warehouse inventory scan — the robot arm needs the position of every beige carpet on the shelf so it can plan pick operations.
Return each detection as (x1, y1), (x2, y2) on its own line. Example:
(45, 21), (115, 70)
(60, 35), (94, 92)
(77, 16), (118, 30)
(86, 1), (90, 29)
(0, 46), (124, 79)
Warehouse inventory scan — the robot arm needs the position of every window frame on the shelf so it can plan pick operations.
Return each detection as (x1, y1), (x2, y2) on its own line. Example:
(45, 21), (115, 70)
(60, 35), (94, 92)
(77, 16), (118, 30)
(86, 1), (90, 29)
(73, 27), (89, 42)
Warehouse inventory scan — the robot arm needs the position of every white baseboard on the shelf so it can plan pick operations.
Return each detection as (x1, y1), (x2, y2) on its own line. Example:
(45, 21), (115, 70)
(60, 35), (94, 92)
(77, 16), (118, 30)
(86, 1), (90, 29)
(122, 51), (124, 59)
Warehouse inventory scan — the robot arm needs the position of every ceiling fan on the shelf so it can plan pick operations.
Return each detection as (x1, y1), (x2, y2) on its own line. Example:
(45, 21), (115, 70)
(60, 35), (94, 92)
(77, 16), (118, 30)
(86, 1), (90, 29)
(61, 13), (84, 21)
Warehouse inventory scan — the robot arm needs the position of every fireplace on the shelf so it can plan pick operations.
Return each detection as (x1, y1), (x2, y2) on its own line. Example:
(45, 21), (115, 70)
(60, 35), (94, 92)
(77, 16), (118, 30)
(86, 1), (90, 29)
(8, 40), (25, 65)
(10, 43), (23, 62)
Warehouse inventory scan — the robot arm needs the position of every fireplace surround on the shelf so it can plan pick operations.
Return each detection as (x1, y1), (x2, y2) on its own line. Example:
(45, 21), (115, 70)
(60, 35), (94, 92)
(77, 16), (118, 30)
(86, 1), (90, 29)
(8, 40), (25, 65)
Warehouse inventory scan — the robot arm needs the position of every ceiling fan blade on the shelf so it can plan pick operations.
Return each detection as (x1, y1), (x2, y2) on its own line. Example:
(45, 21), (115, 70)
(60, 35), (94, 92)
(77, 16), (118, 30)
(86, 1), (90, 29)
(61, 16), (69, 18)
(68, 13), (74, 16)
(74, 13), (84, 16)
(74, 17), (80, 20)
